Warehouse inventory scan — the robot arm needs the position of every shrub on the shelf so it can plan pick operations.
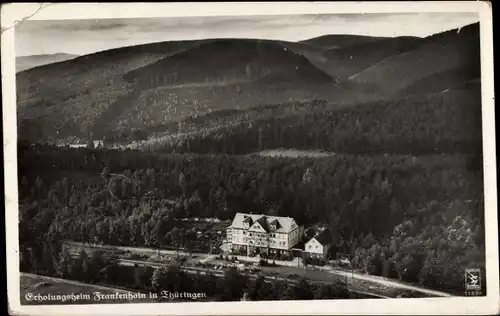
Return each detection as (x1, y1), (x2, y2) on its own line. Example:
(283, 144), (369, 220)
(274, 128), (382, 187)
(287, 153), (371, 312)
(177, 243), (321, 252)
(304, 257), (312, 266)
(129, 253), (144, 260)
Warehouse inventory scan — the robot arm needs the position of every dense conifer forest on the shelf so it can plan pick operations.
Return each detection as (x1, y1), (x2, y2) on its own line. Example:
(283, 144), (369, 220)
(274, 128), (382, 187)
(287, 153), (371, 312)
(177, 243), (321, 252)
(19, 141), (485, 294)
(16, 21), (485, 300)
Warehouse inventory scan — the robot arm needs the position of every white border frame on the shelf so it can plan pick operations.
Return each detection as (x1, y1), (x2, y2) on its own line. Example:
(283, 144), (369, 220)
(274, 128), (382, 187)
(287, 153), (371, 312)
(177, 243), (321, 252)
(2, 2), (498, 315)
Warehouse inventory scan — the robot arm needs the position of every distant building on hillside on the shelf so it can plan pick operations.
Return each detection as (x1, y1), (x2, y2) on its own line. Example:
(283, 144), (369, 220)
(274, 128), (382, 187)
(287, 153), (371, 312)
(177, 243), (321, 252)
(226, 213), (304, 256)
(304, 228), (333, 259)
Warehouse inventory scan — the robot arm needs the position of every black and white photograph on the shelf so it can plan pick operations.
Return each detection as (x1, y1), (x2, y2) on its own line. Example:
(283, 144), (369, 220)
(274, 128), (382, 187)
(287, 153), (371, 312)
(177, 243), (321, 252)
(2, 2), (498, 315)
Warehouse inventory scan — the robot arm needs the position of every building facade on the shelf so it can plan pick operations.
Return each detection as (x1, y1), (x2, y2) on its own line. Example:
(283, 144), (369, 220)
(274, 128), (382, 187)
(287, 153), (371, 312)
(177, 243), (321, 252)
(226, 213), (304, 256)
(304, 228), (332, 259)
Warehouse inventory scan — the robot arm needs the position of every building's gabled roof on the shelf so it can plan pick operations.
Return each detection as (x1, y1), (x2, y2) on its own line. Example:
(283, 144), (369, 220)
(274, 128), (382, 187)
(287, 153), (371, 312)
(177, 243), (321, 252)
(228, 213), (298, 233)
(255, 216), (269, 232)
(307, 228), (332, 246)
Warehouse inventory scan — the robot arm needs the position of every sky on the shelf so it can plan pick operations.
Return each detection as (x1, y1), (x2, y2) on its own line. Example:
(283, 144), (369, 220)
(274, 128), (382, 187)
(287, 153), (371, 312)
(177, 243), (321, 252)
(15, 13), (479, 57)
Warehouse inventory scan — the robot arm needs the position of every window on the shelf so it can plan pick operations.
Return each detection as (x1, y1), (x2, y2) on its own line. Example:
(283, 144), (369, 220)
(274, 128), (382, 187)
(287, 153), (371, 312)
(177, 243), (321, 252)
(249, 233), (253, 236)
(243, 231), (247, 235)
(308, 245), (312, 249)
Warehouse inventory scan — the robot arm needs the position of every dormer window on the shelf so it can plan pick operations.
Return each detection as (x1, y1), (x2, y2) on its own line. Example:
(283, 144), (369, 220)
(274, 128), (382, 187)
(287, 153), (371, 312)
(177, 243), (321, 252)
(269, 219), (280, 231)
(243, 216), (253, 228)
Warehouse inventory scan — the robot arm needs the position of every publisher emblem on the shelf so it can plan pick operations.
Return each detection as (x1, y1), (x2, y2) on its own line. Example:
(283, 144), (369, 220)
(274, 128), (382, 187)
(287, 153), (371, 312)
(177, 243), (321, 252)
(465, 268), (481, 291)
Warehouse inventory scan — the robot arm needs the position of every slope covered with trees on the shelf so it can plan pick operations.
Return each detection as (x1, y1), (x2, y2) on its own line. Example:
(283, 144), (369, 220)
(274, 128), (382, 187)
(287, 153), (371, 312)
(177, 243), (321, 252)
(350, 23), (480, 96)
(17, 38), (347, 143)
(129, 86), (482, 156)
(17, 21), (485, 297)
(18, 142), (484, 293)
(306, 36), (420, 80)
(17, 40), (206, 142)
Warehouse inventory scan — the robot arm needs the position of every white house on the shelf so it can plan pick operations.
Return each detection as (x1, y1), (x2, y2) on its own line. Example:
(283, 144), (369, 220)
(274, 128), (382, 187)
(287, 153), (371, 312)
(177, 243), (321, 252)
(304, 228), (332, 259)
(226, 213), (304, 256)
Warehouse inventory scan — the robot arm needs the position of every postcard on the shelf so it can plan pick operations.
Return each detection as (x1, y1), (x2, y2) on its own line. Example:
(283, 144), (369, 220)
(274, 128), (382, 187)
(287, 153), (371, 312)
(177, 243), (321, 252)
(2, 2), (498, 315)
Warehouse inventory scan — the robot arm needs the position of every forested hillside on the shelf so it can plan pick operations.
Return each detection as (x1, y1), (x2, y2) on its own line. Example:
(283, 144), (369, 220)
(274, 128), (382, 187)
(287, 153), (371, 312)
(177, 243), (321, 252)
(17, 24), (480, 145)
(16, 40), (210, 142)
(305, 36), (420, 79)
(350, 23), (480, 96)
(17, 38), (345, 143)
(128, 86), (482, 155)
(18, 144), (484, 293)
(17, 21), (485, 297)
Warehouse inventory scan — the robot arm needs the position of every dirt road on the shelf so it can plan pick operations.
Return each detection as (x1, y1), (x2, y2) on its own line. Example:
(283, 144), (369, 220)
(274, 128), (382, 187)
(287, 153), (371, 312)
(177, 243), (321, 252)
(318, 266), (452, 297)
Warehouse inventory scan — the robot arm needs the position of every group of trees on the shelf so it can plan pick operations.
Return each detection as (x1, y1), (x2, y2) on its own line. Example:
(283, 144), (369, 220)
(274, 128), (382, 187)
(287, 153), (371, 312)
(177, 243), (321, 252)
(18, 142), (485, 293)
(350, 199), (485, 293)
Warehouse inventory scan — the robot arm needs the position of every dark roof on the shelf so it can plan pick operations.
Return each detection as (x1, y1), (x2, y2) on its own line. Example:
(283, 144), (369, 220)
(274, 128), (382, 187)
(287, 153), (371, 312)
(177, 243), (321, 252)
(313, 229), (332, 245)
(292, 238), (310, 250)
(256, 216), (269, 232)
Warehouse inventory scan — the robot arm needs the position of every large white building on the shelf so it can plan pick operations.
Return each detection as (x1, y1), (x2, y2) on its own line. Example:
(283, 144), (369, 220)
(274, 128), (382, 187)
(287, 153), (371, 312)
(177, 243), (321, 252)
(226, 213), (304, 256)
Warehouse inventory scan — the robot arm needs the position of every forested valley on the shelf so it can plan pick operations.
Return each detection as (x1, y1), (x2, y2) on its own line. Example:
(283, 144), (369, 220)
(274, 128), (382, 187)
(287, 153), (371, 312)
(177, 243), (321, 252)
(19, 140), (485, 294)
(16, 21), (485, 300)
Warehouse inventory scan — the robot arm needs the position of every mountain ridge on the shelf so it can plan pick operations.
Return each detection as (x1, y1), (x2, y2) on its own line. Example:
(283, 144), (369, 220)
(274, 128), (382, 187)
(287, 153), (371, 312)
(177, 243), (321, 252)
(16, 53), (79, 72)
(17, 23), (481, 148)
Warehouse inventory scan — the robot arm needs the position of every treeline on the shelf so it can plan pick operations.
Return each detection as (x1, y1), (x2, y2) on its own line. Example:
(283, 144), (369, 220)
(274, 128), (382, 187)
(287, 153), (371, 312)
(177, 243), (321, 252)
(18, 144), (485, 292)
(134, 87), (482, 155)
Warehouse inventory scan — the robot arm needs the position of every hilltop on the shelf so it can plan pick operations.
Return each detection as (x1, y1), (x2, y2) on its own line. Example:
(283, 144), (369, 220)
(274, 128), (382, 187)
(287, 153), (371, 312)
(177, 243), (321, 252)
(17, 38), (360, 143)
(16, 53), (79, 72)
(305, 36), (421, 80)
(300, 34), (387, 49)
(17, 23), (481, 148)
(16, 40), (211, 142)
(349, 23), (480, 96)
